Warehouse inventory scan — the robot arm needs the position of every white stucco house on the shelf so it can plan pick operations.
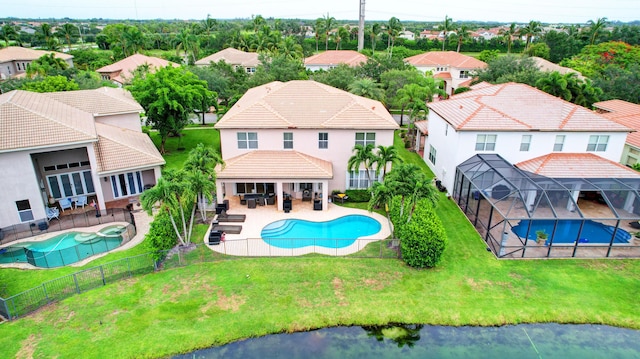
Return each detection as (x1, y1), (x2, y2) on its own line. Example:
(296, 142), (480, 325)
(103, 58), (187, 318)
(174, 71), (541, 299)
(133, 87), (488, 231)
(213, 80), (398, 211)
(195, 48), (261, 74)
(0, 46), (74, 81)
(593, 99), (640, 167)
(304, 50), (368, 72)
(404, 51), (487, 96)
(0, 87), (165, 229)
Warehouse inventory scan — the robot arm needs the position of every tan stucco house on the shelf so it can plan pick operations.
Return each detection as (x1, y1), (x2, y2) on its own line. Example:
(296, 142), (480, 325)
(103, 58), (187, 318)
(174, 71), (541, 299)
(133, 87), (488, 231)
(0, 46), (74, 80)
(96, 53), (179, 86)
(304, 50), (368, 72)
(213, 80), (398, 211)
(404, 51), (487, 96)
(195, 48), (261, 74)
(0, 87), (164, 229)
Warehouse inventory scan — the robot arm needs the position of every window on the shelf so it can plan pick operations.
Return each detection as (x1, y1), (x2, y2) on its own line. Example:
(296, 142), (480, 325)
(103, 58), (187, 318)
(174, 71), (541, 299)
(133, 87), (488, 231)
(16, 200), (34, 222)
(428, 145), (437, 165)
(47, 170), (95, 199)
(355, 132), (375, 147)
(554, 135), (565, 151)
(520, 135), (532, 151)
(459, 70), (470, 79)
(318, 132), (328, 149)
(110, 171), (144, 198)
(246, 67), (256, 73)
(283, 132), (293, 149)
(475, 134), (496, 151)
(587, 135), (609, 152)
(237, 132), (258, 149)
(348, 170), (375, 189)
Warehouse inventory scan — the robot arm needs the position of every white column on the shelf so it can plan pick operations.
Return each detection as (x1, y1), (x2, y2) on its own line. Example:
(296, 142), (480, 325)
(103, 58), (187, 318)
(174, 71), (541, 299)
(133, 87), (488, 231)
(276, 181), (284, 211)
(568, 183), (581, 212)
(322, 180), (329, 211)
(216, 179), (224, 205)
(86, 144), (106, 215)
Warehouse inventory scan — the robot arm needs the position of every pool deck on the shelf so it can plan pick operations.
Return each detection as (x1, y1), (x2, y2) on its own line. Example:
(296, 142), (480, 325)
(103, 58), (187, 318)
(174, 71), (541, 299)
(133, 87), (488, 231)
(206, 198), (392, 256)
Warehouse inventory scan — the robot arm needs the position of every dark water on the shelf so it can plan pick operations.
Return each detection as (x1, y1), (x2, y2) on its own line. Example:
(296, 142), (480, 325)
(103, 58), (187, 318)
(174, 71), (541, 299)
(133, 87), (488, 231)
(174, 323), (640, 358)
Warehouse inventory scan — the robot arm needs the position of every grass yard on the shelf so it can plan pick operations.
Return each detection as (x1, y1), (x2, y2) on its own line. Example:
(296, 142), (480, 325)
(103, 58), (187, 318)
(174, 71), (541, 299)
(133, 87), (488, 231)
(1, 128), (639, 358)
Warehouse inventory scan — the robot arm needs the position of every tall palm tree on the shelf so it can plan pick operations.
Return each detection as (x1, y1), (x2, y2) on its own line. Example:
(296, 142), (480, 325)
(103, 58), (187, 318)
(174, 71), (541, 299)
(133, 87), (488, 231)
(369, 23), (381, 54)
(323, 13), (336, 51)
(278, 36), (304, 60)
(1, 24), (18, 47)
(55, 23), (80, 52)
(499, 23), (517, 54)
(201, 15), (217, 48)
(454, 25), (472, 53)
(373, 145), (400, 180)
(36, 23), (54, 49)
(368, 181), (394, 225)
(519, 20), (542, 50)
(386, 17), (402, 55)
(439, 15), (453, 51)
(313, 18), (324, 52)
(397, 83), (430, 149)
(334, 26), (349, 50)
(348, 78), (385, 102)
(140, 176), (187, 246)
(587, 17), (607, 45)
(348, 144), (377, 187)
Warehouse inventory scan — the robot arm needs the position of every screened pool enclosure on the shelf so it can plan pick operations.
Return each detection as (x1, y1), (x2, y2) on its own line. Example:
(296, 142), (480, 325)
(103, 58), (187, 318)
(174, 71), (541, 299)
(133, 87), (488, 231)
(453, 154), (640, 259)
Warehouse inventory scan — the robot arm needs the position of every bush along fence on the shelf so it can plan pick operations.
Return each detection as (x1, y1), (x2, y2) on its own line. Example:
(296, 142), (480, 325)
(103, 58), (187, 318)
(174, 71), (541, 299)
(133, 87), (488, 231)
(0, 238), (400, 321)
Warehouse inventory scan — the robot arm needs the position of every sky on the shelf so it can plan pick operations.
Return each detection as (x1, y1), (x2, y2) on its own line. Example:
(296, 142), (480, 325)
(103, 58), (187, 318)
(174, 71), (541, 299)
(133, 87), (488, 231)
(4, 0), (639, 24)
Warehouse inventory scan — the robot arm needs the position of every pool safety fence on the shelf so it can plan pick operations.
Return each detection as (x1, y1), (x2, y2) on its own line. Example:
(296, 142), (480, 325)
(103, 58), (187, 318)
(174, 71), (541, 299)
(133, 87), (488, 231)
(0, 208), (136, 246)
(0, 238), (400, 321)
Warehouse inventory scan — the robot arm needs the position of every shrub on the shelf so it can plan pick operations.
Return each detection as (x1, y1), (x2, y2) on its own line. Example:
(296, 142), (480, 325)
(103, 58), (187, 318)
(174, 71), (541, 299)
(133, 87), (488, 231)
(145, 211), (178, 260)
(345, 189), (371, 202)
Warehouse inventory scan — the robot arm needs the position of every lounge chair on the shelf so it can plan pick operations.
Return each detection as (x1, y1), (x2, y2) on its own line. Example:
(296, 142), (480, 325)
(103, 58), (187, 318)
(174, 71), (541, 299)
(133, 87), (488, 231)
(46, 207), (60, 221)
(59, 198), (73, 212)
(212, 224), (242, 234)
(75, 195), (88, 209)
(218, 211), (246, 222)
(629, 221), (640, 229)
(283, 199), (292, 213)
(208, 230), (222, 245)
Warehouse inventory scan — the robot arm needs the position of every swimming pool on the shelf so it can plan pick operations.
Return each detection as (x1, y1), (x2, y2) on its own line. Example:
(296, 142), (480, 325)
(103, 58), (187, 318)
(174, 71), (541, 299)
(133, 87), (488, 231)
(261, 215), (381, 249)
(512, 219), (631, 244)
(0, 225), (128, 268)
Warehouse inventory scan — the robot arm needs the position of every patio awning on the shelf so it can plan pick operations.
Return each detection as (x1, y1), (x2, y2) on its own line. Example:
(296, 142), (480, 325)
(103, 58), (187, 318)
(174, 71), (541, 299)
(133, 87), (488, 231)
(216, 150), (333, 180)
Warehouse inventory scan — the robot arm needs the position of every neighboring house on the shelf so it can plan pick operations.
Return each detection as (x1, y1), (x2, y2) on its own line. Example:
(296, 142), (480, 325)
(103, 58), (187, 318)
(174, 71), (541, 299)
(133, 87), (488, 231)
(213, 80), (398, 211)
(424, 82), (631, 194)
(304, 50), (368, 72)
(0, 46), (74, 80)
(404, 51), (487, 95)
(419, 30), (441, 40)
(195, 48), (261, 74)
(593, 99), (640, 166)
(0, 87), (165, 229)
(96, 54), (179, 86)
(530, 56), (584, 79)
(398, 30), (415, 41)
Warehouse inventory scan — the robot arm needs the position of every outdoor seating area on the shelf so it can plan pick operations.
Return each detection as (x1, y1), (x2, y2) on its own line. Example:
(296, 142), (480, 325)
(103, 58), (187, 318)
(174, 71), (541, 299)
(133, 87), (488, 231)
(240, 193), (275, 207)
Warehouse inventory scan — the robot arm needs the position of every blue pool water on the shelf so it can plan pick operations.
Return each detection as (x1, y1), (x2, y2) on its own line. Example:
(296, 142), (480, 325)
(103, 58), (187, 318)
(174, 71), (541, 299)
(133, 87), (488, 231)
(261, 215), (381, 249)
(512, 220), (631, 244)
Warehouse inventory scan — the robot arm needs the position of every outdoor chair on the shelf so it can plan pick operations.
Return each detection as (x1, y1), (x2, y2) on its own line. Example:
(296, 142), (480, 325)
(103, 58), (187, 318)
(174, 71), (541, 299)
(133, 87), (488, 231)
(46, 207), (60, 221)
(75, 195), (88, 209)
(59, 198), (73, 212)
(247, 198), (257, 209)
(630, 221), (640, 230)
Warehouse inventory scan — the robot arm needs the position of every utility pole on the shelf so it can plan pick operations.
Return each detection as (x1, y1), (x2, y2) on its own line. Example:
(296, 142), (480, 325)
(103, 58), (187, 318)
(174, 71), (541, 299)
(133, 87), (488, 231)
(357, 0), (365, 51)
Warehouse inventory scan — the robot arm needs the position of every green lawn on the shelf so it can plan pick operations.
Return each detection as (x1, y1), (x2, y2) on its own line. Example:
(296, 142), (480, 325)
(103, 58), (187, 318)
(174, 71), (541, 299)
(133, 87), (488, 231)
(1, 128), (639, 358)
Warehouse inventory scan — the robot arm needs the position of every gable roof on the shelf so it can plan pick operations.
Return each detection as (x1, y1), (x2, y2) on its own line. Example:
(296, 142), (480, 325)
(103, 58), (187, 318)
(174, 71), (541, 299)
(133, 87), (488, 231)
(304, 50), (368, 67)
(195, 48), (260, 67)
(593, 99), (640, 149)
(529, 56), (583, 79)
(516, 153), (640, 178)
(96, 54), (179, 84)
(404, 51), (487, 69)
(215, 80), (398, 130)
(428, 82), (631, 132)
(94, 123), (165, 174)
(42, 87), (142, 116)
(0, 46), (73, 63)
(0, 90), (96, 152)
(215, 150), (333, 180)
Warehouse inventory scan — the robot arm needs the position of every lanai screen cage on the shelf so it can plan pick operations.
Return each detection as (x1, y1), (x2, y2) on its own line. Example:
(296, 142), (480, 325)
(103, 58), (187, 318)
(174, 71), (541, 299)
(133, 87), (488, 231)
(453, 154), (640, 259)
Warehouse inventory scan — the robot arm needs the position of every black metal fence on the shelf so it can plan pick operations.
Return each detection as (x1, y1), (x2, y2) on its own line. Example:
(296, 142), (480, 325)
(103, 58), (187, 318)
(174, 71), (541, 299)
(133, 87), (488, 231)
(0, 238), (399, 320)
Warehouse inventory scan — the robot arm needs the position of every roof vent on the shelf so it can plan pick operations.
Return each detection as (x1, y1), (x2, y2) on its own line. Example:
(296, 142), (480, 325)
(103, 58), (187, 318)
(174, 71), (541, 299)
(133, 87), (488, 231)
(459, 105), (463, 109)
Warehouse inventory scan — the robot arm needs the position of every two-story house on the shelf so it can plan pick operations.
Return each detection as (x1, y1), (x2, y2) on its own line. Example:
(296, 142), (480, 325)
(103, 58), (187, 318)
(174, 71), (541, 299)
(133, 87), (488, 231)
(404, 51), (487, 96)
(96, 54), (179, 87)
(195, 48), (261, 74)
(593, 99), (640, 167)
(0, 87), (164, 229)
(304, 50), (368, 72)
(0, 46), (73, 80)
(213, 80), (398, 211)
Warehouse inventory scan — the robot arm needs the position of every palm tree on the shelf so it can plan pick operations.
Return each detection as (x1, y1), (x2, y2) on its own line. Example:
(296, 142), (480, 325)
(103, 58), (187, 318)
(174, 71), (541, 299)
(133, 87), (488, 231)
(55, 23), (80, 52)
(373, 145), (400, 180)
(140, 176), (187, 246)
(384, 163), (437, 220)
(175, 27), (200, 64)
(348, 78), (385, 102)
(323, 13), (336, 51)
(1, 24), (18, 47)
(369, 23), (381, 54)
(519, 20), (542, 50)
(587, 17), (607, 45)
(334, 26), (349, 50)
(386, 17), (402, 55)
(454, 25), (472, 53)
(36, 23), (54, 49)
(439, 15), (453, 51)
(535, 71), (572, 101)
(499, 23), (517, 54)
(277, 36), (304, 60)
(348, 144), (377, 187)
(313, 18), (324, 52)
(201, 15), (217, 48)
(368, 181), (394, 223)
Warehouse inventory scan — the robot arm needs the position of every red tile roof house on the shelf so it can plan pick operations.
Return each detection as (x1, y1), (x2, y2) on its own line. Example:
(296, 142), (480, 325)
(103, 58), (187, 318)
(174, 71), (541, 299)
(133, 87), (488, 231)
(304, 50), (368, 72)
(213, 80), (398, 211)
(195, 48), (261, 74)
(425, 82), (640, 259)
(593, 99), (640, 167)
(0, 87), (164, 231)
(96, 53), (179, 87)
(0, 46), (74, 80)
(404, 51), (487, 96)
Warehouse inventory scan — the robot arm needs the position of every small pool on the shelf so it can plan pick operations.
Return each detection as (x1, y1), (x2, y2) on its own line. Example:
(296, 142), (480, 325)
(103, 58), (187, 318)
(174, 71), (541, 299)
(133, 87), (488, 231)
(261, 215), (381, 249)
(512, 219), (631, 244)
(0, 225), (127, 268)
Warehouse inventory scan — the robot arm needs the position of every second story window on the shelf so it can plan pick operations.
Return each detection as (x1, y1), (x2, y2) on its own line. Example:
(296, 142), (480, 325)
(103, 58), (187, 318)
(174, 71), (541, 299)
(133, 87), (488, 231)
(520, 135), (532, 151)
(237, 132), (258, 149)
(355, 132), (375, 147)
(587, 135), (609, 152)
(283, 132), (293, 149)
(475, 134), (496, 151)
(554, 135), (565, 151)
(459, 70), (470, 78)
(318, 132), (328, 149)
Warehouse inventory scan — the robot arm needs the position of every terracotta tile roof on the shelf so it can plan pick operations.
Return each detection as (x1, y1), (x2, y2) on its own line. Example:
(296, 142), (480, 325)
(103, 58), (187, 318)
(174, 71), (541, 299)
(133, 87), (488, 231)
(215, 80), (398, 130)
(195, 48), (260, 67)
(516, 153), (640, 178)
(96, 54), (179, 84)
(428, 82), (631, 132)
(0, 46), (73, 62)
(593, 100), (640, 149)
(530, 56), (583, 79)
(94, 123), (165, 174)
(404, 51), (487, 69)
(0, 90), (96, 152)
(42, 87), (142, 116)
(434, 72), (452, 79)
(215, 150), (333, 180)
(304, 50), (368, 67)
(414, 120), (429, 135)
